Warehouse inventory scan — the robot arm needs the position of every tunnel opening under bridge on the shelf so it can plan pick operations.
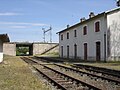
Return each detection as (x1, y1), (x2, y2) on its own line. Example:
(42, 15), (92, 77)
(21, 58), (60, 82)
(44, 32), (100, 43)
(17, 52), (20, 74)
(16, 43), (33, 56)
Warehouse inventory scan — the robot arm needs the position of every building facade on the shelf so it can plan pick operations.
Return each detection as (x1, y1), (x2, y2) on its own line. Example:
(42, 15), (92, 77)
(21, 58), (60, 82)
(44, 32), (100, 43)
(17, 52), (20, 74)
(58, 7), (120, 61)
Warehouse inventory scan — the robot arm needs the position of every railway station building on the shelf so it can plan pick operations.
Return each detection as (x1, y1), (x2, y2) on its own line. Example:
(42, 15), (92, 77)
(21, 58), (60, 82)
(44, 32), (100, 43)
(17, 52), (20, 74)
(0, 34), (10, 62)
(57, 7), (120, 61)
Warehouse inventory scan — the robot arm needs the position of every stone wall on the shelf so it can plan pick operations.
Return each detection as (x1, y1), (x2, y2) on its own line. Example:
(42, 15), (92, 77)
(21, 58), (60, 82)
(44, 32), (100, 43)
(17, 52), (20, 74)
(45, 45), (59, 55)
(3, 43), (16, 56)
(33, 43), (59, 55)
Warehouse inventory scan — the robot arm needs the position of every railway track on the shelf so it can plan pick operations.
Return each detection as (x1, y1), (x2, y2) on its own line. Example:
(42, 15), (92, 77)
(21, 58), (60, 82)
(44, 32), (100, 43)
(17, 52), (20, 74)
(54, 64), (120, 84)
(31, 57), (120, 89)
(33, 56), (120, 84)
(72, 64), (120, 78)
(36, 57), (120, 79)
(21, 57), (100, 90)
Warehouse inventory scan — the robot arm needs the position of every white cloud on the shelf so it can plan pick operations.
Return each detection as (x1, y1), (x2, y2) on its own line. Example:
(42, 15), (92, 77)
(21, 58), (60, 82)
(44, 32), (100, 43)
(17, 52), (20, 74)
(0, 22), (49, 29)
(10, 26), (29, 29)
(0, 22), (48, 26)
(32, 23), (48, 26)
(0, 12), (23, 16)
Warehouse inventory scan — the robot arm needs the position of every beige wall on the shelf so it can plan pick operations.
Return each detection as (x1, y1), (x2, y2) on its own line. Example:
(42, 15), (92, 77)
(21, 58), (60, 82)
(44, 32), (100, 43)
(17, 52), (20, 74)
(33, 43), (59, 55)
(3, 43), (16, 56)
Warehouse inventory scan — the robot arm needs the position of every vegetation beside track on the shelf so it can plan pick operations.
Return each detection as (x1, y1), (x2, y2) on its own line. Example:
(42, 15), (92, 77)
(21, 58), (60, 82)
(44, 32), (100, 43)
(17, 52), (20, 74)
(34, 55), (120, 71)
(78, 62), (120, 71)
(0, 55), (50, 90)
(35, 52), (59, 57)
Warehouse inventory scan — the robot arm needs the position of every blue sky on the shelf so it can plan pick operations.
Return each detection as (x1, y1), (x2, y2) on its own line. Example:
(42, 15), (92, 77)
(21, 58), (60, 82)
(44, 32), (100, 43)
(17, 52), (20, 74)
(0, 0), (117, 42)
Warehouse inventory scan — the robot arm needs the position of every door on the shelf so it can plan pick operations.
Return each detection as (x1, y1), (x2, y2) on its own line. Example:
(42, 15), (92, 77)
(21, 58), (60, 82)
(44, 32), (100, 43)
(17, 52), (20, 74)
(67, 45), (69, 58)
(84, 43), (87, 60)
(61, 46), (63, 57)
(96, 42), (101, 61)
(74, 44), (77, 59)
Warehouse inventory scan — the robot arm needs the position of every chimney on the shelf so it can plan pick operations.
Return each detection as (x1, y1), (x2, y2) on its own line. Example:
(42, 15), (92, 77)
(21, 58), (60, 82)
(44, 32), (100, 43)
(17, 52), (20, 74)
(80, 17), (86, 22)
(89, 12), (95, 18)
(117, 0), (120, 7)
(67, 24), (70, 28)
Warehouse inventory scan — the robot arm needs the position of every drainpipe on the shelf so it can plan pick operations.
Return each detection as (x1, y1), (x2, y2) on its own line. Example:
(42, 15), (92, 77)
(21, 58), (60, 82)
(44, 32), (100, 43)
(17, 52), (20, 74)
(104, 12), (107, 63)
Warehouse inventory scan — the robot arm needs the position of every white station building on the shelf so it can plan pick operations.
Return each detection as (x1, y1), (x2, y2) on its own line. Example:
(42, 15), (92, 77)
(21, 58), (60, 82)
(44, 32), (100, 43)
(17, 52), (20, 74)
(57, 7), (120, 61)
(0, 34), (10, 63)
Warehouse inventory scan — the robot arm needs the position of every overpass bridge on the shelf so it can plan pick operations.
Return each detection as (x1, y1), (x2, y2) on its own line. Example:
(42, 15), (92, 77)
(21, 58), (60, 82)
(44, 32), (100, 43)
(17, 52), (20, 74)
(3, 42), (59, 56)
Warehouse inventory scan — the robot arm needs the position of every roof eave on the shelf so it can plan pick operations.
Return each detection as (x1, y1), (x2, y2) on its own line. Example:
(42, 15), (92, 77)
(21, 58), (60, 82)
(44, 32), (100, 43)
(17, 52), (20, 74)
(57, 12), (105, 34)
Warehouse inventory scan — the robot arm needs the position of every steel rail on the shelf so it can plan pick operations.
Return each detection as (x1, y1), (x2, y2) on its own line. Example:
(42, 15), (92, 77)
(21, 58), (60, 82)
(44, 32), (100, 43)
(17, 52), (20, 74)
(73, 64), (120, 78)
(36, 57), (120, 78)
(54, 64), (120, 84)
(34, 66), (67, 90)
(22, 57), (100, 90)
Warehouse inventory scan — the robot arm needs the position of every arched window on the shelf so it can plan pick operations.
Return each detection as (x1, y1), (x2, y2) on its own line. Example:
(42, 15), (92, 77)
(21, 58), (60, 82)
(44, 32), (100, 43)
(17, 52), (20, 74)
(61, 34), (63, 40)
(74, 30), (77, 37)
(67, 32), (69, 39)
(95, 21), (100, 32)
(83, 26), (87, 35)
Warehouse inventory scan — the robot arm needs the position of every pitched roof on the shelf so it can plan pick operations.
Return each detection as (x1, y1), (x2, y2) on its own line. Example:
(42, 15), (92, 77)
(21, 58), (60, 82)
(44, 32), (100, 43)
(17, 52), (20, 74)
(106, 7), (120, 14)
(57, 7), (120, 34)
(57, 12), (105, 34)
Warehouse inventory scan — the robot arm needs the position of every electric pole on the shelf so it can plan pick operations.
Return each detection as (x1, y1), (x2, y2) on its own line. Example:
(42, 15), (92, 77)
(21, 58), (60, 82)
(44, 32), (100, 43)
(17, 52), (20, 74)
(42, 26), (52, 43)
(42, 28), (45, 43)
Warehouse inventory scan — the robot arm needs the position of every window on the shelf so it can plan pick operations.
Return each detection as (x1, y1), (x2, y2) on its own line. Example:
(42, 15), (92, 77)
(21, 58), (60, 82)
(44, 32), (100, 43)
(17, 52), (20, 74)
(61, 34), (63, 40)
(95, 21), (100, 32)
(74, 30), (77, 37)
(83, 26), (87, 35)
(67, 32), (69, 39)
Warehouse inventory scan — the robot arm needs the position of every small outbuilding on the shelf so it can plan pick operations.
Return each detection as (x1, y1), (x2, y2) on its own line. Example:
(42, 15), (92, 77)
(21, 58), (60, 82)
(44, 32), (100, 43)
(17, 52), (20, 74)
(0, 34), (10, 62)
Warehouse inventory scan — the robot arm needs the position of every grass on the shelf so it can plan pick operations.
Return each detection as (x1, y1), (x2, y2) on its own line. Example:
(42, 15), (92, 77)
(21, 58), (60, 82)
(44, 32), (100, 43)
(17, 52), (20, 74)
(35, 52), (59, 57)
(38, 56), (120, 71)
(78, 62), (120, 70)
(0, 55), (50, 90)
(34, 54), (120, 70)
